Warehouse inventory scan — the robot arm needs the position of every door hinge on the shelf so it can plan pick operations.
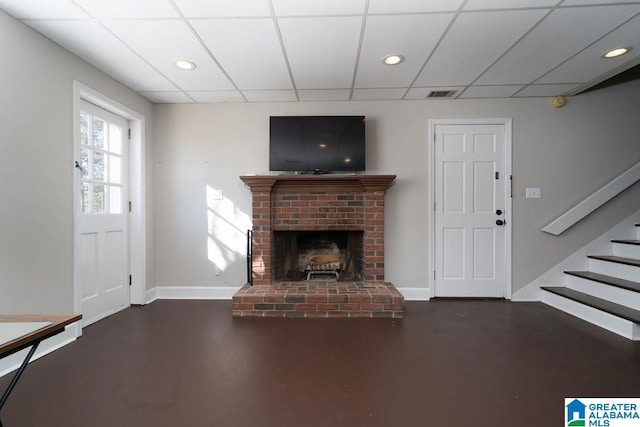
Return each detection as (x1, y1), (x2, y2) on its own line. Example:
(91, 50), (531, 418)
(510, 175), (513, 198)
(433, 271), (436, 280)
(128, 128), (131, 140)
(128, 201), (132, 212)
(434, 202), (437, 211)
(495, 171), (500, 180)
(129, 274), (132, 286)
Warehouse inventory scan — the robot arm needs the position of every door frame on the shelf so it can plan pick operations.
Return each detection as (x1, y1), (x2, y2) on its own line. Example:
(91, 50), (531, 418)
(72, 81), (147, 335)
(428, 118), (513, 299)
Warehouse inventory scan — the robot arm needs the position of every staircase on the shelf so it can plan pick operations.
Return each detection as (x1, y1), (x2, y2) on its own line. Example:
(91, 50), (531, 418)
(541, 223), (640, 340)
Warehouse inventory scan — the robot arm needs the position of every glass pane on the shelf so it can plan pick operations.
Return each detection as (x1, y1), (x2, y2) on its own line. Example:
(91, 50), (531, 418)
(93, 184), (105, 214)
(109, 186), (122, 214)
(109, 155), (122, 184)
(80, 112), (89, 145)
(82, 183), (91, 214)
(109, 123), (123, 155)
(93, 118), (105, 149)
(93, 151), (105, 182)
(80, 148), (90, 179)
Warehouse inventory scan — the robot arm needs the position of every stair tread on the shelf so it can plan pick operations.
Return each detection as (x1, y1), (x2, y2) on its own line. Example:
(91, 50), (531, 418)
(565, 271), (640, 293)
(588, 255), (640, 267)
(611, 239), (640, 245)
(542, 286), (640, 324)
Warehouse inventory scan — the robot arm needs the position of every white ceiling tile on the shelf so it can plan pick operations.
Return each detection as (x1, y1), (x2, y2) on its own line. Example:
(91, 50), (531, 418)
(514, 83), (580, 97)
(73, 0), (178, 19)
(369, 0), (464, 13)
(243, 90), (297, 102)
(25, 19), (176, 92)
(190, 19), (291, 90)
(298, 89), (351, 101)
(278, 16), (362, 89)
(476, 5), (640, 85)
(404, 87), (465, 99)
(459, 85), (525, 98)
(187, 91), (245, 102)
(140, 91), (194, 103)
(415, 9), (546, 87)
(352, 88), (407, 100)
(172, 0), (270, 17)
(537, 14), (640, 84)
(102, 19), (235, 91)
(271, 0), (366, 16)
(464, 0), (560, 10)
(355, 14), (453, 88)
(0, 0), (88, 19)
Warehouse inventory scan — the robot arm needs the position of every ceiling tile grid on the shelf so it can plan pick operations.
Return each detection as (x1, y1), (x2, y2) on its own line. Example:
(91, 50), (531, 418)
(1, 0), (638, 103)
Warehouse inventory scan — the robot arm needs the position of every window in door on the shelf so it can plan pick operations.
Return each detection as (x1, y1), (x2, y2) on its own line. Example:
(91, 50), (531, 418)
(79, 111), (124, 214)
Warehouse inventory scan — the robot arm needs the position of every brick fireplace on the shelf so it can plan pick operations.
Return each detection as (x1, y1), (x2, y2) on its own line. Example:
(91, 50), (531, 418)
(232, 174), (404, 318)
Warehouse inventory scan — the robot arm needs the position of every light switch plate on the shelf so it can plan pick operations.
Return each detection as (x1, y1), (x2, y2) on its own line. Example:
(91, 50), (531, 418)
(211, 189), (223, 200)
(525, 187), (541, 198)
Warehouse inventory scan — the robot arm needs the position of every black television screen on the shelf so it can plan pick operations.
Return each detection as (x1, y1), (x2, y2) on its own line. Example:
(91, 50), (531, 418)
(269, 116), (365, 173)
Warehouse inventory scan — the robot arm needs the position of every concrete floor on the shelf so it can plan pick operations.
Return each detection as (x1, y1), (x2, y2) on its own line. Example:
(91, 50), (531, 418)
(1, 299), (639, 426)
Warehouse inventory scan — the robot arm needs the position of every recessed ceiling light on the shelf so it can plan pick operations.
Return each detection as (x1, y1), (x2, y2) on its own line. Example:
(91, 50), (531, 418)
(175, 60), (197, 70)
(602, 47), (632, 58)
(382, 54), (404, 65)
(318, 143), (327, 149)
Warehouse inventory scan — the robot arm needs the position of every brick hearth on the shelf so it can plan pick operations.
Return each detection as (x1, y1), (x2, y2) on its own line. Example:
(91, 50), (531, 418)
(232, 282), (404, 318)
(234, 174), (403, 318)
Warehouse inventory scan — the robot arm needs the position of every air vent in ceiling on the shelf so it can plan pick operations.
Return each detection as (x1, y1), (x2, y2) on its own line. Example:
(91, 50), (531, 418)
(426, 90), (457, 98)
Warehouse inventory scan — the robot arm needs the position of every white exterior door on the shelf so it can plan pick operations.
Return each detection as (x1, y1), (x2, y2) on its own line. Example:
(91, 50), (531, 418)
(77, 100), (129, 326)
(433, 122), (510, 298)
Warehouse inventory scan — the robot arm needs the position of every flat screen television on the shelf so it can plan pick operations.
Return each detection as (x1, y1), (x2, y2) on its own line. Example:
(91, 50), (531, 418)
(269, 116), (365, 173)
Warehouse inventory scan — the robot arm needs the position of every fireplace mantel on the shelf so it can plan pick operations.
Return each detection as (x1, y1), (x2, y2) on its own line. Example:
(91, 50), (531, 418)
(240, 174), (396, 193)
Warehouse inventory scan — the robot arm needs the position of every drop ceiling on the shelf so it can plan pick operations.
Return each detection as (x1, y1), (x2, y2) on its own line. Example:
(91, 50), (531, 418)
(1, 0), (639, 103)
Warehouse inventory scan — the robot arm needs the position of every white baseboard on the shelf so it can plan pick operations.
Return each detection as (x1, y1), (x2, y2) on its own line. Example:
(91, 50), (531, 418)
(145, 287), (157, 304)
(151, 286), (241, 301)
(0, 326), (79, 378)
(397, 287), (430, 301)
(148, 285), (431, 302)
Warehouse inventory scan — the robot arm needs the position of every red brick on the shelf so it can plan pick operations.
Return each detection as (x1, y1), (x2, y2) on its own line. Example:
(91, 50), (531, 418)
(231, 303), (254, 310)
(306, 295), (328, 303)
(242, 295), (265, 303)
(360, 303), (384, 311)
(317, 303), (339, 310)
(348, 294), (371, 303)
(327, 294), (348, 303)
(295, 303), (318, 310)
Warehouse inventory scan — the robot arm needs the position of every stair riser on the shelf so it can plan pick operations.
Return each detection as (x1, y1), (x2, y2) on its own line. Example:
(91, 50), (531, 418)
(541, 291), (640, 340)
(565, 275), (640, 311)
(613, 243), (640, 259)
(588, 259), (640, 282)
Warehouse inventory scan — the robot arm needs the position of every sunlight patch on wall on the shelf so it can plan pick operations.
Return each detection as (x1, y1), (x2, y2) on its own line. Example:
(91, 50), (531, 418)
(206, 185), (251, 273)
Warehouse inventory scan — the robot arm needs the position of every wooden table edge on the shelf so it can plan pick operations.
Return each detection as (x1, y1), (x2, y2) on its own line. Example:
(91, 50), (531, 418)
(0, 314), (82, 357)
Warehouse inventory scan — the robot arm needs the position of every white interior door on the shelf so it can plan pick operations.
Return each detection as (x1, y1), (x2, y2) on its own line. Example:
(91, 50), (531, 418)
(433, 122), (510, 297)
(77, 100), (129, 326)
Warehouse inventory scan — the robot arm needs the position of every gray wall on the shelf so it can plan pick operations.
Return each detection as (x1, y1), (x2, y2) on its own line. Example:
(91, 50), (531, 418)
(0, 10), (155, 313)
(153, 82), (640, 295)
(1, 7), (638, 311)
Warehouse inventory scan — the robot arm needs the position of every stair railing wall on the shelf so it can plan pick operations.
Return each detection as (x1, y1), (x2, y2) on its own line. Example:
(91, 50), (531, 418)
(542, 160), (640, 236)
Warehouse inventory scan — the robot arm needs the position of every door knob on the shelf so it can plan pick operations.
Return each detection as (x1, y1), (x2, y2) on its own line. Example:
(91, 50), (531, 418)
(496, 219), (505, 226)
(496, 209), (503, 215)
